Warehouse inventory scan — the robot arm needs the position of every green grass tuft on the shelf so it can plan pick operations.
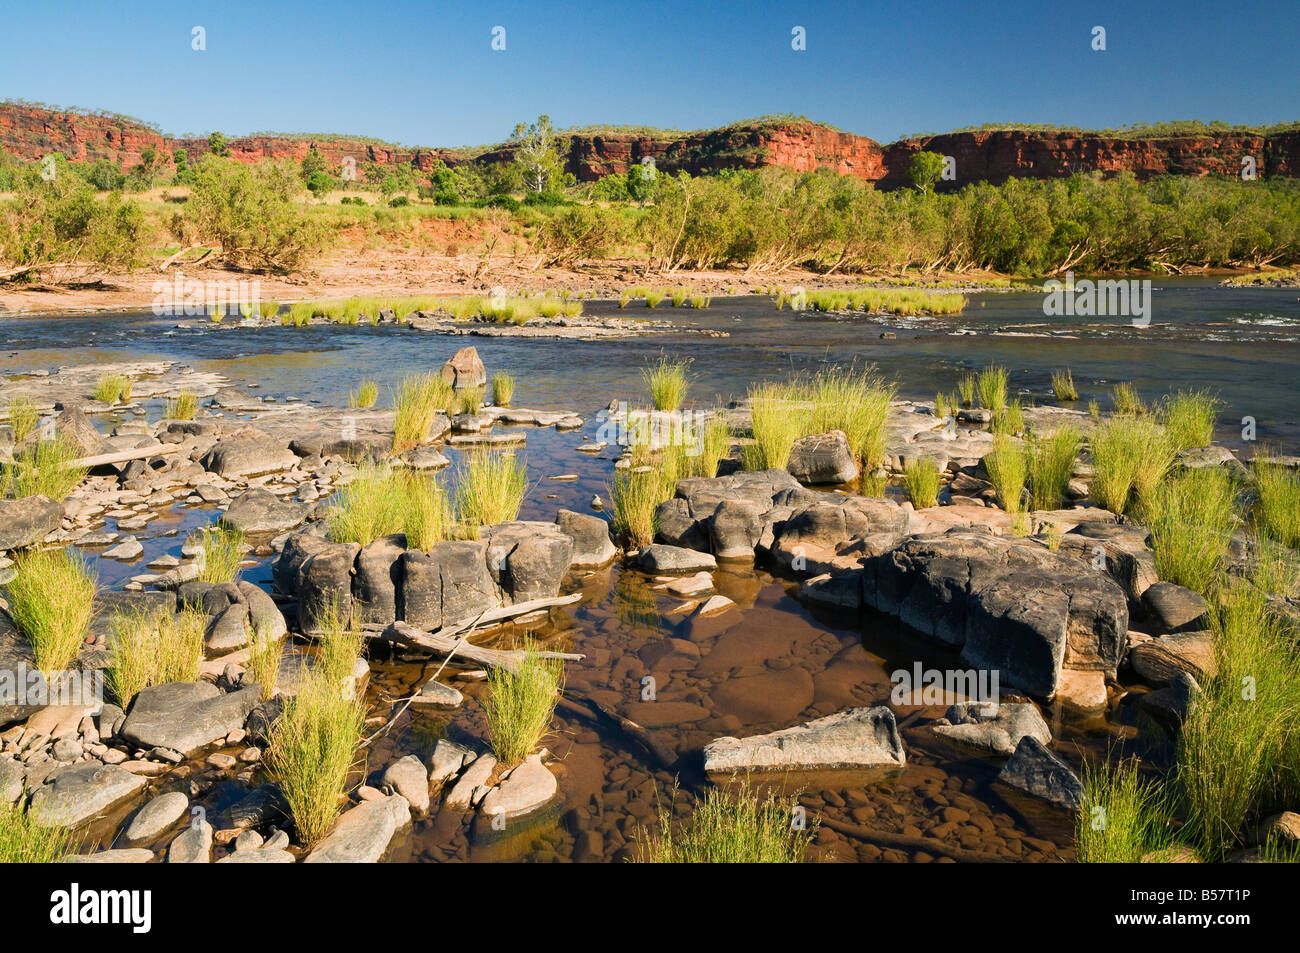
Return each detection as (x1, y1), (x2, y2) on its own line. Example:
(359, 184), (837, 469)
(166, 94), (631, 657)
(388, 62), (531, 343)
(93, 373), (132, 404)
(0, 802), (77, 862)
(491, 371), (516, 407)
(484, 640), (563, 766)
(3, 436), (88, 502)
(1146, 467), (1238, 596)
(1051, 368), (1078, 402)
(1251, 454), (1300, 547)
(164, 391), (198, 420)
(348, 380), (378, 409)
(977, 365), (1008, 413)
(902, 457), (941, 508)
(984, 434), (1027, 513)
(6, 548), (97, 673)
(392, 373), (452, 452)
(643, 357), (691, 412)
(637, 781), (814, 863)
(1027, 425), (1080, 511)
(107, 607), (205, 706)
(1161, 389), (1221, 451)
(455, 450), (528, 528)
(198, 526), (246, 583)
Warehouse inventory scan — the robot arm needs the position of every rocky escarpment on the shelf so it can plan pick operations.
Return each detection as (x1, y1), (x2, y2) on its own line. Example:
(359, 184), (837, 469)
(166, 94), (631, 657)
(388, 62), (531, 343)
(5, 101), (1296, 187)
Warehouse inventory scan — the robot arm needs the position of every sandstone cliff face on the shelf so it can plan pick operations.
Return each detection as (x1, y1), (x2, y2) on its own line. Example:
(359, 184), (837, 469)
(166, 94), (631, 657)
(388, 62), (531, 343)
(1, 102), (1295, 188)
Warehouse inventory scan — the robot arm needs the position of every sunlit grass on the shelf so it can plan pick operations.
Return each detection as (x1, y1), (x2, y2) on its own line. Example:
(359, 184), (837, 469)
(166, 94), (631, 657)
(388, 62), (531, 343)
(164, 391), (198, 420)
(636, 781), (814, 863)
(198, 526), (246, 583)
(902, 457), (941, 508)
(984, 434), (1027, 513)
(348, 380), (378, 409)
(5, 397), (39, 443)
(1111, 382), (1144, 417)
(392, 372), (452, 452)
(484, 641), (563, 766)
(1146, 467), (1239, 596)
(1161, 389), (1221, 451)
(455, 450), (528, 527)
(743, 381), (802, 471)
(3, 436), (87, 501)
(107, 607), (205, 706)
(1027, 425), (1080, 511)
(1051, 368), (1078, 402)
(491, 371), (516, 407)
(1252, 454), (1300, 547)
(1077, 757), (1175, 863)
(6, 548), (97, 673)
(0, 802), (77, 862)
(643, 357), (691, 412)
(977, 365), (1008, 413)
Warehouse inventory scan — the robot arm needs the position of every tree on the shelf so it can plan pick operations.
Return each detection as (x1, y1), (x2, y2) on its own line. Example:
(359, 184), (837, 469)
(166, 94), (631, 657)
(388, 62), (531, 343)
(908, 151), (945, 193)
(300, 145), (327, 181)
(626, 162), (657, 206)
(510, 115), (564, 194)
(172, 149), (194, 185)
(207, 131), (231, 158)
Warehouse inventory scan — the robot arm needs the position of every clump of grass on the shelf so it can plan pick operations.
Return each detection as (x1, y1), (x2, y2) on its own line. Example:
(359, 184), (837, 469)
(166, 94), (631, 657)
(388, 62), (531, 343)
(403, 474), (455, 550)
(286, 302), (313, 327)
(1146, 467), (1238, 595)
(164, 391), (198, 420)
(348, 380), (378, 409)
(484, 641), (563, 766)
(992, 399), (1025, 436)
(453, 386), (483, 416)
(984, 434), (1027, 513)
(5, 397), (39, 443)
(0, 802), (77, 862)
(259, 300), (280, 320)
(1161, 389), (1221, 451)
(456, 450), (528, 527)
(644, 290), (666, 309)
(107, 607), (205, 705)
(902, 458), (941, 508)
(643, 357), (691, 412)
(245, 623), (282, 701)
(491, 372), (516, 407)
(803, 368), (895, 470)
(1176, 581), (1300, 859)
(1112, 382), (1144, 417)
(6, 548), (97, 673)
(977, 364), (1008, 413)
(267, 668), (365, 846)
(860, 470), (887, 497)
(933, 392), (948, 420)
(3, 436), (87, 501)
(1051, 368), (1078, 402)
(1251, 454), (1300, 547)
(1011, 511), (1032, 537)
(637, 781), (814, 863)
(1089, 417), (1174, 516)
(688, 294), (710, 309)
(743, 381), (802, 471)
(610, 466), (668, 547)
(312, 596), (366, 688)
(669, 288), (688, 307)
(957, 374), (976, 408)
(392, 373), (452, 452)
(1027, 425), (1080, 511)
(209, 307), (224, 324)
(198, 526), (246, 583)
(1077, 757), (1174, 863)
(327, 461), (406, 546)
(690, 417), (732, 479)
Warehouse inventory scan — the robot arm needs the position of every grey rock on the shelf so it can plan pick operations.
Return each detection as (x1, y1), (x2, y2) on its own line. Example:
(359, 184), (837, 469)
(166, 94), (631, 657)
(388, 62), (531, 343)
(219, 487), (312, 535)
(635, 544), (717, 574)
(63, 848), (155, 863)
(28, 762), (146, 827)
(708, 499), (763, 560)
(120, 682), (262, 755)
(409, 678), (463, 709)
(931, 701), (1051, 757)
(353, 534), (406, 626)
(1142, 581), (1209, 633)
(304, 795), (410, 863)
(124, 791), (190, 846)
(786, 430), (860, 485)
(444, 752), (496, 810)
(703, 706), (906, 774)
(479, 753), (556, 821)
(555, 509), (615, 567)
(167, 818), (213, 863)
(1128, 631), (1216, 686)
(218, 847), (295, 863)
(200, 430), (298, 478)
(0, 494), (65, 552)
(481, 521), (574, 602)
(429, 739), (476, 786)
(997, 734), (1084, 811)
(382, 754), (430, 815)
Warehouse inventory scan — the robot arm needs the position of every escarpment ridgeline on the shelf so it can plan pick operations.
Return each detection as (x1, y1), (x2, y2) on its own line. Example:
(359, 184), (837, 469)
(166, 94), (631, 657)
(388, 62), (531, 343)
(2, 101), (1297, 188)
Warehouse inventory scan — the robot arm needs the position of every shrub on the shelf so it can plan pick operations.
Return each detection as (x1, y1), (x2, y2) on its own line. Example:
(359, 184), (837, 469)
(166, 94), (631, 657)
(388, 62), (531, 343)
(1161, 389), (1221, 451)
(643, 357), (691, 412)
(1027, 425), (1080, 510)
(637, 782), (813, 863)
(93, 373), (132, 404)
(3, 436), (87, 501)
(984, 435), (1027, 513)
(267, 669), (364, 846)
(1146, 467), (1238, 595)
(902, 458), (941, 508)
(392, 373), (452, 452)
(107, 607), (205, 705)
(197, 526), (246, 583)
(1051, 368), (1078, 401)
(491, 372), (516, 407)
(6, 548), (97, 672)
(484, 641), (563, 766)
(1251, 455), (1300, 547)
(164, 391), (198, 420)
(456, 451), (528, 527)
(349, 380), (378, 409)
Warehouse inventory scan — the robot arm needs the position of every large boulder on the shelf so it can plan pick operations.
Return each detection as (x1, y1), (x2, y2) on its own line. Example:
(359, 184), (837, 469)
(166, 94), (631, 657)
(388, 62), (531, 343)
(52, 403), (108, 457)
(119, 682), (261, 755)
(199, 429), (298, 478)
(786, 430), (859, 485)
(1128, 631), (1216, 685)
(398, 540), (499, 630)
(862, 532), (1129, 699)
(290, 430), (393, 463)
(481, 522), (574, 602)
(28, 762), (146, 827)
(272, 534), (361, 633)
(353, 534), (407, 627)
(708, 499), (764, 560)
(1141, 582), (1209, 633)
(703, 706), (905, 774)
(555, 509), (615, 567)
(0, 495), (64, 552)
(440, 346), (487, 389)
(219, 488), (313, 535)
(634, 544), (716, 574)
(305, 795), (410, 863)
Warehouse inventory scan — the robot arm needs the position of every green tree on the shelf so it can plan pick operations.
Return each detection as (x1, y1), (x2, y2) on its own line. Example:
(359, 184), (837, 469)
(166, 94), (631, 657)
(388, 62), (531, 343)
(510, 115), (564, 194)
(172, 149), (194, 185)
(207, 131), (231, 158)
(908, 151), (945, 193)
(626, 161), (657, 206)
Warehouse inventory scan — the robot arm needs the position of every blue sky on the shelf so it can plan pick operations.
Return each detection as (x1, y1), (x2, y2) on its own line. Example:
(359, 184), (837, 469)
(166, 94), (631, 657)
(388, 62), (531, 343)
(1, 0), (1296, 146)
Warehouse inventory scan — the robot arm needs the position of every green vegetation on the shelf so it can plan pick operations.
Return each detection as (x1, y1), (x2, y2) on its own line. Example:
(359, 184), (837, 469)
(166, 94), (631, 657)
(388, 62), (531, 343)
(992, 399), (1025, 437)
(1251, 454), (1300, 547)
(93, 373), (132, 404)
(1027, 425), (1080, 510)
(491, 371), (516, 407)
(5, 548), (97, 673)
(245, 623), (283, 701)
(1160, 389), (1221, 451)
(392, 373), (453, 452)
(977, 365), (1008, 413)
(4, 398), (39, 443)
(1146, 467), (1239, 595)
(456, 450), (528, 528)
(643, 357), (691, 412)
(198, 526), (246, 583)
(1077, 758), (1174, 863)
(164, 391), (198, 420)
(267, 667), (365, 846)
(311, 596), (366, 688)
(1111, 382), (1144, 417)
(403, 474), (455, 550)
(0, 802), (76, 863)
(1051, 368), (1078, 402)
(803, 368), (895, 470)
(1088, 418), (1173, 516)
(484, 641), (564, 765)
(902, 458), (941, 508)
(984, 434), (1027, 513)
(637, 782), (814, 863)
(107, 607), (205, 705)
(743, 381), (801, 471)
(644, 290), (666, 309)
(2, 436), (87, 501)
(349, 379), (379, 409)
(957, 374), (976, 408)
(611, 465), (669, 547)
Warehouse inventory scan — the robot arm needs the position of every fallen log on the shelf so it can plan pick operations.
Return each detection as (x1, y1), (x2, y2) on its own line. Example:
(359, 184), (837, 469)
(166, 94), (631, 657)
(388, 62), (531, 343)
(818, 815), (1011, 863)
(382, 613), (584, 673)
(66, 444), (180, 469)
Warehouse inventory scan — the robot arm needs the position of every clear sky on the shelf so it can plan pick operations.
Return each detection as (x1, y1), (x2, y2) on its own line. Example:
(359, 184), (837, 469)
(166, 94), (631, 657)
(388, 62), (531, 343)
(1, 0), (1296, 146)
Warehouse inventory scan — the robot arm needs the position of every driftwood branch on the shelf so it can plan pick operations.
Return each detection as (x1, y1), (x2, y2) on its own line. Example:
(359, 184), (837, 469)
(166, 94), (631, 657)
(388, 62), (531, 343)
(67, 444), (179, 469)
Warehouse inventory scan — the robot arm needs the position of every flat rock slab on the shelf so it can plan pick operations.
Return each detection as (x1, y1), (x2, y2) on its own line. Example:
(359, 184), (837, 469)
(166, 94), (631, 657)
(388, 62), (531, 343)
(217, 848), (296, 863)
(409, 678), (463, 709)
(120, 682), (262, 755)
(444, 752), (497, 810)
(635, 544), (717, 574)
(0, 494), (64, 551)
(63, 849), (156, 863)
(931, 701), (1051, 757)
(382, 755), (430, 815)
(479, 754), (557, 821)
(29, 762), (147, 827)
(305, 795), (410, 863)
(219, 487), (312, 535)
(703, 706), (906, 774)
(124, 791), (190, 846)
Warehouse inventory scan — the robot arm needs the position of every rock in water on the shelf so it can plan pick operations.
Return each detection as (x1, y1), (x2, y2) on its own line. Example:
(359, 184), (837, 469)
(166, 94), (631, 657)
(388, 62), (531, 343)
(119, 682), (262, 755)
(479, 754), (557, 821)
(28, 762), (146, 827)
(931, 701), (1051, 757)
(304, 795), (410, 863)
(440, 346), (487, 388)
(703, 706), (906, 774)
(997, 735), (1084, 811)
